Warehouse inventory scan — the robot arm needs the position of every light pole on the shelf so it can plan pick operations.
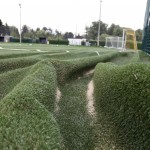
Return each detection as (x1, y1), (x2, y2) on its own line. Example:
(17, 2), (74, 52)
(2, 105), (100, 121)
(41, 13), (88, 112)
(19, 4), (22, 44)
(97, 0), (102, 47)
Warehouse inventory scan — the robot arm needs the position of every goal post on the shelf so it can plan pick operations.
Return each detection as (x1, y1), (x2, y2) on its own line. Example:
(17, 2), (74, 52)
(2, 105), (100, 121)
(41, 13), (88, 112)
(123, 29), (137, 50)
(105, 36), (123, 49)
(105, 29), (137, 50)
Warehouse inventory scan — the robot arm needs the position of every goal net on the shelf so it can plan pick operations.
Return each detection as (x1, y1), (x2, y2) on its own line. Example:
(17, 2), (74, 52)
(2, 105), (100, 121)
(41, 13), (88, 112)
(105, 29), (137, 50)
(105, 36), (123, 49)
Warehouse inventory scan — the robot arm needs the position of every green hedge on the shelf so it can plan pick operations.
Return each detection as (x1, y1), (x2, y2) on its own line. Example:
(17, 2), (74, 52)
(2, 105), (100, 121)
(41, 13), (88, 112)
(0, 60), (61, 149)
(137, 42), (142, 50)
(89, 40), (105, 47)
(49, 40), (69, 45)
(94, 63), (150, 149)
(10, 38), (20, 43)
(10, 38), (33, 43)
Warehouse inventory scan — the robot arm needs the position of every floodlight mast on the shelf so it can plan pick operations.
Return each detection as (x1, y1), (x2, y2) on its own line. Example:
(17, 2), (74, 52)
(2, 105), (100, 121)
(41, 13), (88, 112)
(19, 4), (22, 44)
(97, 0), (102, 47)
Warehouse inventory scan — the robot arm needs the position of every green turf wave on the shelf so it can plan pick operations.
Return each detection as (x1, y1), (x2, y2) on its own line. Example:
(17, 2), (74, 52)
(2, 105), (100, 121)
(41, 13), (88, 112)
(0, 60), (61, 149)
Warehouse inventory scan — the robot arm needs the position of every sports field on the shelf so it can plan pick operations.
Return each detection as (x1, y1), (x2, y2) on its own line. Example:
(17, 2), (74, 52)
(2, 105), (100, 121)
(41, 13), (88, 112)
(0, 43), (150, 149)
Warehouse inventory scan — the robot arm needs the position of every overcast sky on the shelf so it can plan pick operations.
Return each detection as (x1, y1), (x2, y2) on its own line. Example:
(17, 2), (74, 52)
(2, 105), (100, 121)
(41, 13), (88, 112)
(0, 0), (147, 34)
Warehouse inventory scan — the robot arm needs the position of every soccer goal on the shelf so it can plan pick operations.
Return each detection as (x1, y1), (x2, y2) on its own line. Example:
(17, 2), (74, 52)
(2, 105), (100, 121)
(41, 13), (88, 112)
(105, 36), (123, 49)
(105, 29), (137, 50)
(123, 29), (137, 50)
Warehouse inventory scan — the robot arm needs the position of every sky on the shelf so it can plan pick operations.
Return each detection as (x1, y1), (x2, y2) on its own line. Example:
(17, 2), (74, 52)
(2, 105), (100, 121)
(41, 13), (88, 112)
(0, 0), (148, 35)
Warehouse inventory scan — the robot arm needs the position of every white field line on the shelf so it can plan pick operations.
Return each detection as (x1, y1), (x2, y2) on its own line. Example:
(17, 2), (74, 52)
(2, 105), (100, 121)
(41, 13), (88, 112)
(54, 88), (62, 113)
(36, 49), (48, 52)
(48, 52), (67, 56)
(96, 51), (100, 56)
(0, 47), (30, 51)
(0, 47), (71, 54)
(87, 80), (96, 118)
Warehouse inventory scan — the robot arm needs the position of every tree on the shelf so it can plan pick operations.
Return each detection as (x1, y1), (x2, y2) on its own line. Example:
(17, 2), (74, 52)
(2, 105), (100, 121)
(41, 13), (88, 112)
(63, 32), (74, 39)
(22, 25), (30, 38)
(48, 28), (53, 34)
(113, 25), (123, 36)
(41, 27), (54, 38)
(36, 30), (45, 38)
(0, 19), (6, 36)
(36, 28), (40, 32)
(75, 34), (83, 39)
(100, 34), (109, 41)
(107, 23), (116, 35)
(42, 27), (47, 32)
(9, 26), (19, 37)
(55, 30), (63, 40)
(0, 19), (2, 26)
(107, 24), (123, 36)
(86, 21), (108, 40)
(5, 23), (10, 35)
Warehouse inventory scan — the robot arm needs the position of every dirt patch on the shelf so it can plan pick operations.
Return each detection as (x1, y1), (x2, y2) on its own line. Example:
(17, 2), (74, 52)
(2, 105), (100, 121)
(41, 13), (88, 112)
(87, 80), (96, 118)
(54, 87), (61, 112)
(84, 69), (95, 76)
(78, 69), (95, 80)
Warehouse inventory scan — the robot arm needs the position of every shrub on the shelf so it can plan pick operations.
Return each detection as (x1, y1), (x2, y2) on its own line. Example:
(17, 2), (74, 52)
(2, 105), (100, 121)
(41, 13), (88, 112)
(94, 63), (150, 149)
(49, 40), (69, 45)
(89, 40), (97, 46)
(137, 42), (142, 50)
(81, 41), (86, 46)
(10, 37), (20, 43)
(89, 40), (105, 47)
(10, 38), (33, 43)
(99, 41), (105, 47)
(22, 38), (32, 43)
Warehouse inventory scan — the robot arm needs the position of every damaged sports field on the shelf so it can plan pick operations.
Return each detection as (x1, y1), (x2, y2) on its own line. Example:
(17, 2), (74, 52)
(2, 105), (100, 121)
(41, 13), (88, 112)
(0, 43), (150, 150)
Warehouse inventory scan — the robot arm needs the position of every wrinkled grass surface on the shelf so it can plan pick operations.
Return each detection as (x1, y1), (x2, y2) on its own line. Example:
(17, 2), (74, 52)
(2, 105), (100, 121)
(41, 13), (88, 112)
(0, 43), (150, 149)
(94, 63), (150, 149)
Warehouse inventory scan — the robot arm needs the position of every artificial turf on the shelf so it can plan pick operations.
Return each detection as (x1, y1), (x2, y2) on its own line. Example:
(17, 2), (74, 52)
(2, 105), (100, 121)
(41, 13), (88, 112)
(0, 43), (149, 149)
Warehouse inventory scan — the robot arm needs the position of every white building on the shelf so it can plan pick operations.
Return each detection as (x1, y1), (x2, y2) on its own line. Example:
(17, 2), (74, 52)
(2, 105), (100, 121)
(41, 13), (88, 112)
(68, 38), (86, 46)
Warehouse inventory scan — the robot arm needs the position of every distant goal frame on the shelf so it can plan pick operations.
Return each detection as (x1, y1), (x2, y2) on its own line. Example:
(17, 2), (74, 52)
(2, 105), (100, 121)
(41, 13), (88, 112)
(105, 29), (137, 50)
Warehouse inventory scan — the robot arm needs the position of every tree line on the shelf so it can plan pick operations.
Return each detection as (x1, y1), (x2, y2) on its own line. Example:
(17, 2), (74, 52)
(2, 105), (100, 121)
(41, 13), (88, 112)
(0, 19), (74, 40)
(85, 21), (143, 41)
(0, 19), (143, 42)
